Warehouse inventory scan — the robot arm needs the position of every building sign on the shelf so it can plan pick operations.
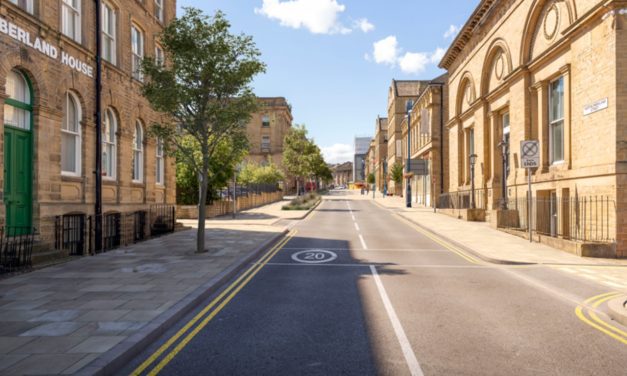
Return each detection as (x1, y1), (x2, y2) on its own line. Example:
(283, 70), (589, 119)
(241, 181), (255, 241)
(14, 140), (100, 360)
(0, 16), (94, 78)
(409, 159), (429, 176)
(583, 98), (608, 116)
(520, 140), (540, 169)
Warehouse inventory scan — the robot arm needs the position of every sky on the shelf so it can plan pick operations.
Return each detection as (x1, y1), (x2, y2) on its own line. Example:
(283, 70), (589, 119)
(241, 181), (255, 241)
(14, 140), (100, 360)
(177, 0), (478, 164)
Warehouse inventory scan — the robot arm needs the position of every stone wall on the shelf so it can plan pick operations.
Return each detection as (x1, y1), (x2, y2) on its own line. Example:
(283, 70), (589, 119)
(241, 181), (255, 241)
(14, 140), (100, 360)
(177, 191), (284, 219)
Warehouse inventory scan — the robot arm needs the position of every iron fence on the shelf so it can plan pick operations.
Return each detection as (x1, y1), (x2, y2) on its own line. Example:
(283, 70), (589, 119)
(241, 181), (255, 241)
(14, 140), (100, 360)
(150, 205), (176, 236)
(54, 214), (91, 256)
(501, 196), (615, 243)
(0, 227), (35, 274)
(437, 189), (488, 211)
(102, 213), (121, 252)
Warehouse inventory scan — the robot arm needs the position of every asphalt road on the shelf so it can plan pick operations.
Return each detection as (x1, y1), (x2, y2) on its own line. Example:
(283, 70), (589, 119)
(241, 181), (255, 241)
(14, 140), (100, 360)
(123, 192), (627, 375)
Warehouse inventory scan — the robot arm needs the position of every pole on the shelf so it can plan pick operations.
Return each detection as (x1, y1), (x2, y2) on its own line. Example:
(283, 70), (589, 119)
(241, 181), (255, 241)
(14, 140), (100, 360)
(232, 171), (237, 219)
(528, 168), (532, 243)
(406, 107), (412, 208)
(470, 159), (476, 209)
(94, 0), (103, 254)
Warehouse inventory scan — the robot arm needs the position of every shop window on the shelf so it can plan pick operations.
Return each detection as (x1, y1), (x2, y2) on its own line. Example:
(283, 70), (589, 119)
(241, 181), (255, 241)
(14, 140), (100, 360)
(102, 2), (117, 64)
(62, 93), (82, 175)
(549, 76), (564, 164)
(156, 137), (165, 185)
(132, 121), (144, 182)
(3, 70), (31, 131)
(131, 25), (145, 81)
(102, 108), (117, 179)
(61, 0), (81, 43)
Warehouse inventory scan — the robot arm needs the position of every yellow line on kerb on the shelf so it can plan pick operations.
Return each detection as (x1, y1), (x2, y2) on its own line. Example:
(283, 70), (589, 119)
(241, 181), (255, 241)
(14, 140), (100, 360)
(392, 213), (481, 265)
(130, 231), (296, 376)
(575, 292), (627, 345)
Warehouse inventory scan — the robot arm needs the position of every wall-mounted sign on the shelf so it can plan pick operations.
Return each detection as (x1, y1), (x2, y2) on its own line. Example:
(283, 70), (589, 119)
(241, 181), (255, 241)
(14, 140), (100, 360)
(0, 15), (94, 78)
(583, 98), (608, 116)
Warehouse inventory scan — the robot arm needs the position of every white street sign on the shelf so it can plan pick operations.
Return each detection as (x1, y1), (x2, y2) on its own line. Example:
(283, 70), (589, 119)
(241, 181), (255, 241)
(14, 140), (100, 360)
(520, 140), (540, 169)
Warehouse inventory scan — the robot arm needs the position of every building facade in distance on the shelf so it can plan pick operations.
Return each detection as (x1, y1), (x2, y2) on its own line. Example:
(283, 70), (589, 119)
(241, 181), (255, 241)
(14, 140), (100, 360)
(245, 97), (292, 169)
(373, 117), (388, 194)
(332, 162), (353, 187)
(0, 0), (177, 260)
(400, 74), (449, 207)
(353, 136), (371, 183)
(440, 0), (626, 257)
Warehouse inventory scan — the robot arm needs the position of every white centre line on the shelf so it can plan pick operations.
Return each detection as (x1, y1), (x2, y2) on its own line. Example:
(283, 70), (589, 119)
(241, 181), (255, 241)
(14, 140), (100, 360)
(370, 265), (424, 376)
(358, 234), (368, 250)
(354, 222), (360, 232)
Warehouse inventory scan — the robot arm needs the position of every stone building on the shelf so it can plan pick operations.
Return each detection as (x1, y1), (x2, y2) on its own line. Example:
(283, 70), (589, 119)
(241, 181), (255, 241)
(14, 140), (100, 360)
(365, 138), (376, 184)
(373, 116), (388, 194)
(439, 0), (626, 257)
(0, 0), (177, 261)
(332, 162), (353, 187)
(400, 74), (449, 207)
(354, 136), (371, 183)
(245, 97), (292, 170)
(386, 80), (429, 196)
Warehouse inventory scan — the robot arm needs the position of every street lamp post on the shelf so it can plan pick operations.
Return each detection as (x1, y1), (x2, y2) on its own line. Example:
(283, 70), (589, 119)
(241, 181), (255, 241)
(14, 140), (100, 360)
(406, 100), (414, 208)
(469, 154), (478, 209)
(383, 160), (388, 198)
(498, 140), (509, 210)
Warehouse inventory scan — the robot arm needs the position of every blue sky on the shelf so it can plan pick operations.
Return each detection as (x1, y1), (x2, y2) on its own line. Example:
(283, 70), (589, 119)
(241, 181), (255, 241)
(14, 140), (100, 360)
(178, 0), (478, 163)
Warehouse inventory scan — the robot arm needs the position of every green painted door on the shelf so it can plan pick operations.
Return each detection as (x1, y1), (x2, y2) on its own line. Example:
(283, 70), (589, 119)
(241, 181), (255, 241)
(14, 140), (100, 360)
(3, 127), (32, 230)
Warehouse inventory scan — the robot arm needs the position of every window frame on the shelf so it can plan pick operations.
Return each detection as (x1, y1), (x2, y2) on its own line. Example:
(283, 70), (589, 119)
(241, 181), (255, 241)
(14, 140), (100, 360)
(155, 44), (165, 67)
(101, 2), (117, 65)
(61, 92), (82, 176)
(261, 115), (270, 128)
(154, 0), (164, 23)
(8, 0), (34, 14)
(549, 76), (565, 164)
(61, 0), (81, 43)
(156, 137), (165, 185)
(4, 70), (32, 131)
(132, 121), (144, 183)
(102, 108), (117, 180)
(131, 24), (145, 81)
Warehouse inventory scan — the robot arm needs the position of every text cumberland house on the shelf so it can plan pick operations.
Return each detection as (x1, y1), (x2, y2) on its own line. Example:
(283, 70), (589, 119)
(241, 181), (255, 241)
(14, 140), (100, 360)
(0, 0), (177, 264)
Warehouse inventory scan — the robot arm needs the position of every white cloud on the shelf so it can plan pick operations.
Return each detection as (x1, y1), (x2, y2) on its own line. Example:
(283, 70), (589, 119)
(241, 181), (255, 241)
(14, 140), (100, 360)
(256, 0), (368, 35)
(444, 24), (461, 39)
(373, 36), (399, 65)
(398, 52), (430, 74)
(369, 36), (443, 74)
(354, 18), (375, 33)
(322, 143), (354, 164)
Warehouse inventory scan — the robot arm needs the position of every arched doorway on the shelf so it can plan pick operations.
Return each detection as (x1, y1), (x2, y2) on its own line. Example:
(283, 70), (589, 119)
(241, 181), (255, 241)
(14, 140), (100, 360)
(3, 69), (33, 231)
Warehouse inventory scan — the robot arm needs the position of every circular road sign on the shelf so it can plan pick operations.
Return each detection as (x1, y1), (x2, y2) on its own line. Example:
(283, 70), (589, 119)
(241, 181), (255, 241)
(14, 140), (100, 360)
(291, 250), (338, 264)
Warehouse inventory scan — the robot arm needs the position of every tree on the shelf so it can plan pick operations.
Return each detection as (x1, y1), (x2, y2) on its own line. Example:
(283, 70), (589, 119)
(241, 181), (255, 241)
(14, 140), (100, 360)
(306, 145), (332, 191)
(390, 163), (404, 195)
(238, 159), (285, 186)
(367, 173), (375, 185)
(141, 8), (265, 253)
(283, 125), (316, 195)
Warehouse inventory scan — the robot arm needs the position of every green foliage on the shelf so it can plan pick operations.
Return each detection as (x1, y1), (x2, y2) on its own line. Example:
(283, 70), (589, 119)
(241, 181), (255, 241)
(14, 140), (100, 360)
(140, 8), (265, 252)
(367, 173), (376, 185)
(238, 159), (285, 186)
(390, 163), (404, 185)
(283, 125), (315, 180)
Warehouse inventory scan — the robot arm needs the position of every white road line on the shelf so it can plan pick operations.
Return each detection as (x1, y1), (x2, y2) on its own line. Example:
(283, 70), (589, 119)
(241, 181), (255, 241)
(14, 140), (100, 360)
(358, 234), (368, 250)
(354, 222), (360, 231)
(369, 265), (424, 376)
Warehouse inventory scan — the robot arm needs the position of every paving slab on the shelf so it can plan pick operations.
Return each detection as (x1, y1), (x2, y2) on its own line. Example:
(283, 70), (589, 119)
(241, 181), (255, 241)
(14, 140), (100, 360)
(0, 200), (296, 375)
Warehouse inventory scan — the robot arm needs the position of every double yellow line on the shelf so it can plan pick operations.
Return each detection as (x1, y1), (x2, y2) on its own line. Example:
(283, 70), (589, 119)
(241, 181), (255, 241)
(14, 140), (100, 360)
(393, 213), (481, 265)
(575, 292), (627, 345)
(131, 230), (297, 376)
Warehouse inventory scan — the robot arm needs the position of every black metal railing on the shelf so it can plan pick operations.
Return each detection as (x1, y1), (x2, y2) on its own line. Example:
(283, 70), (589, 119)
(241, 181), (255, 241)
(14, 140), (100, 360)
(0, 227), (35, 273)
(132, 211), (147, 243)
(54, 214), (90, 256)
(102, 213), (121, 252)
(437, 189), (488, 210)
(501, 196), (615, 243)
(150, 205), (176, 236)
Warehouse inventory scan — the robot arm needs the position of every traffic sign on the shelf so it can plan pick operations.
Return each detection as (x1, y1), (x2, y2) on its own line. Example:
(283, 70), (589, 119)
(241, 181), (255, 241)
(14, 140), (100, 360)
(520, 140), (540, 169)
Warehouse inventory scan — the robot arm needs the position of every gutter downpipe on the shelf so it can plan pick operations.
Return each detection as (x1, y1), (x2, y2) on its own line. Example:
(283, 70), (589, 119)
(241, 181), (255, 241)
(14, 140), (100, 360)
(94, 0), (103, 253)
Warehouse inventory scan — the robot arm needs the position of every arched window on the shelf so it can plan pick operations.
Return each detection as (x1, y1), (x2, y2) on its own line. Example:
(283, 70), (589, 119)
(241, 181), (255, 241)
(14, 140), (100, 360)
(102, 108), (117, 178)
(62, 92), (81, 175)
(156, 137), (164, 185)
(4, 70), (32, 130)
(132, 121), (144, 182)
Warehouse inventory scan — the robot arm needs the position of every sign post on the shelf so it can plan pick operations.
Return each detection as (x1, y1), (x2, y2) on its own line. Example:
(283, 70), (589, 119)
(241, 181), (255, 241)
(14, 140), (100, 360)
(520, 141), (540, 243)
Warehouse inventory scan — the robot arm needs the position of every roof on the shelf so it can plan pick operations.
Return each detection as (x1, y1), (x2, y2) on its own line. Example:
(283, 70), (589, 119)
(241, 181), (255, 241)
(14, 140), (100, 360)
(393, 80), (430, 97)
(377, 117), (388, 131)
(257, 97), (290, 108)
(439, 0), (497, 70)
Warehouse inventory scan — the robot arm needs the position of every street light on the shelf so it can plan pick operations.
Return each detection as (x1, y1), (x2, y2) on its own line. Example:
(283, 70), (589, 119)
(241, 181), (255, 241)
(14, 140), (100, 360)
(498, 140), (509, 210)
(469, 154), (478, 209)
(406, 99), (414, 208)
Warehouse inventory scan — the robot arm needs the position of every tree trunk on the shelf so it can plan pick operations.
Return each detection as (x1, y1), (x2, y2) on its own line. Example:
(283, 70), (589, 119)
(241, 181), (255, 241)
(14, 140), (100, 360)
(296, 180), (300, 196)
(196, 170), (209, 253)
